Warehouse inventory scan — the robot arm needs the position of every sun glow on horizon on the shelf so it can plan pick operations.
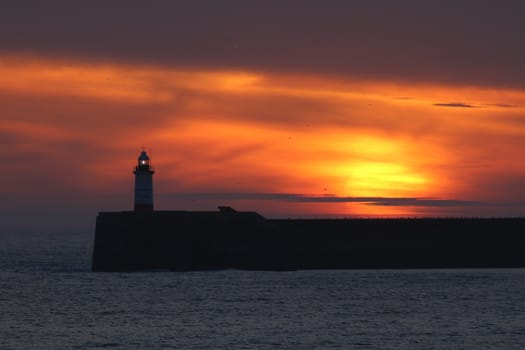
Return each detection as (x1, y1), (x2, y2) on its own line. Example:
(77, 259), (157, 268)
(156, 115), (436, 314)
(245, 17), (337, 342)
(345, 162), (428, 197)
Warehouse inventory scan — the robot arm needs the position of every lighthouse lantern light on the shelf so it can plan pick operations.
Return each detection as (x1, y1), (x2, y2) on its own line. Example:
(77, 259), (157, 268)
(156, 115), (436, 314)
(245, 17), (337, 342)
(133, 150), (154, 212)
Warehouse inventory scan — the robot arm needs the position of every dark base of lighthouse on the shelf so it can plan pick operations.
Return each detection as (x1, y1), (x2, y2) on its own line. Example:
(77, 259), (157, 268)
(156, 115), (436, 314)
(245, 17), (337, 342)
(133, 204), (154, 212)
(91, 210), (525, 272)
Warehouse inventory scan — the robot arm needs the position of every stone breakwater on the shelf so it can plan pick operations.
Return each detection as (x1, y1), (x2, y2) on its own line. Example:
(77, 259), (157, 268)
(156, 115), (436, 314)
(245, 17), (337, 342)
(92, 210), (525, 272)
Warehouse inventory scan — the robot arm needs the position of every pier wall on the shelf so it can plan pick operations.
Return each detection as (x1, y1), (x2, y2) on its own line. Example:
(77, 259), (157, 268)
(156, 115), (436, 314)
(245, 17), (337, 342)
(92, 212), (525, 271)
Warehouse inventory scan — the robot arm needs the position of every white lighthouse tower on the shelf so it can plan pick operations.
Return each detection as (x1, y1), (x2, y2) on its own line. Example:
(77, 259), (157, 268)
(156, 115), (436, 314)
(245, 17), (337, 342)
(133, 150), (155, 212)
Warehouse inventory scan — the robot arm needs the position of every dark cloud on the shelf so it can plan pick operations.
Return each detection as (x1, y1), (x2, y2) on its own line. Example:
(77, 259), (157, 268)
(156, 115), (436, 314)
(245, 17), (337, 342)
(433, 103), (476, 108)
(483, 103), (520, 108)
(367, 199), (486, 207)
(432, 102), (519, 109)
(1, 1), (525, 88)
(161, 192), (488, 207)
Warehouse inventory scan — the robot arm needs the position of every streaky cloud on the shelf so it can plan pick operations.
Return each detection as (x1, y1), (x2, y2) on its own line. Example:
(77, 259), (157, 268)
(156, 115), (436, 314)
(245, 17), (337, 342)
(434, 102), (521, 109)
(160, 192), (488, 207)
(433, 102), (477, 108)
(482, 103), (520, 108)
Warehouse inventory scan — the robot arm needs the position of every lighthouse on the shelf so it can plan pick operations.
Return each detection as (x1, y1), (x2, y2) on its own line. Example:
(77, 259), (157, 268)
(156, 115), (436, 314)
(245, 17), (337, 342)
(133, 150), (155, 212)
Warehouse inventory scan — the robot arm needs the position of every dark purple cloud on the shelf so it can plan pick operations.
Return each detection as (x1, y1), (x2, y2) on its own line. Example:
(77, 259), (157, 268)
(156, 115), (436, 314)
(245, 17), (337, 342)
(1, 1), (525, 88)
(161, 192), (488, 207)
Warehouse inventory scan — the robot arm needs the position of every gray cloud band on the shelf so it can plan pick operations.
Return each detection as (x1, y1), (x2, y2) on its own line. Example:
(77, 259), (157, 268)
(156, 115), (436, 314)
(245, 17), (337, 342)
(161, 193), (492, 207)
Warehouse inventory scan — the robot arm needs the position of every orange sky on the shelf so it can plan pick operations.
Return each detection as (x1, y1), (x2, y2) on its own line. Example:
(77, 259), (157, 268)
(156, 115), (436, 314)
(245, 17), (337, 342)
(2, 54), (525, 231)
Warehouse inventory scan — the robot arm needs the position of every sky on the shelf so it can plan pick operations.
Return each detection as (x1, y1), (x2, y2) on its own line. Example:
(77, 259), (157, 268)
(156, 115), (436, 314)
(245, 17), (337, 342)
(2, 1), (525, 233)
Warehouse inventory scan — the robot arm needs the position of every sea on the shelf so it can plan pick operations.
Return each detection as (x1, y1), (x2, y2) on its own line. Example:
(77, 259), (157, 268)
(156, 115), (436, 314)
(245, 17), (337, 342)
(1, 231), (525, 350)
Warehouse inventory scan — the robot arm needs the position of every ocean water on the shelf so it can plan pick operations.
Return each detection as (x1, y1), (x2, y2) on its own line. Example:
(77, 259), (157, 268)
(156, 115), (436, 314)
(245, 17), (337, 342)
(1, 231), (525, 349)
